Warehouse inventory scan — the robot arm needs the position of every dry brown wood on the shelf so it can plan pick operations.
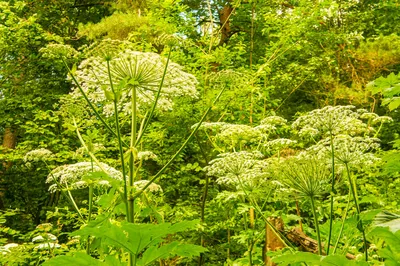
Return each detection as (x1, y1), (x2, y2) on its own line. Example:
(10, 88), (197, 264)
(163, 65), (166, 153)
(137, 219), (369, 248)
(286, 227), (356, 260)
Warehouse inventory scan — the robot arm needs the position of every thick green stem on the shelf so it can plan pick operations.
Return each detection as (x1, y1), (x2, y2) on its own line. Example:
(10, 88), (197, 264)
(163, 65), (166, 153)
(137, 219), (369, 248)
(66, 189), (85, 222)
(128, 86), (137, 224)
(86, 184), (94, 254)
(88, 186), (94, 220)
(196, 134), (209, 266)
(106, 61), (129, 223)
(345, 163), (368, 261)
(327, 132), (335, 255)
(333, 192), (351, 254)
(310, 196), (322, 255)
(128, 153), (135, 223)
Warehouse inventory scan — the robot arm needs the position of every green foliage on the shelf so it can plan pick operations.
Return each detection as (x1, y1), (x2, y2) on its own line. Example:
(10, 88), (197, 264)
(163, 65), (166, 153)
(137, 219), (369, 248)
(368, 227), (400, 266)
(43, 218), (207, 265)
(1, 0), (400, 265)
(368, 72), (400, 111)
(273, 252), (369, 266)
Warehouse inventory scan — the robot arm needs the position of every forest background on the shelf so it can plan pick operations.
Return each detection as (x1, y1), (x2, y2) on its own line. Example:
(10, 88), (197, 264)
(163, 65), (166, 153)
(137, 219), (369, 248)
(0, 0), (400, 265)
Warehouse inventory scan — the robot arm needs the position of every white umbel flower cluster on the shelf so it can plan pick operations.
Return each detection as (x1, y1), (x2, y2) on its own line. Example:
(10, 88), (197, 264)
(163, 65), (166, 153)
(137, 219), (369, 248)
(307, 135), (381, 167)
(24, 148), (53, 162)
(46, 162), (123, 192)
(256, 116), (288, 133)
(133, 180), (163, 193)
(73, 49), (198, 117)
(217, 124), (262, 146)
(137, 151), (158, 161)
(0, 243), (18, 254)
(205, 151), (268, 189)
(292, 105), (370, 137)
(32, 233), (57, 243)
(264, 138), (297, 151)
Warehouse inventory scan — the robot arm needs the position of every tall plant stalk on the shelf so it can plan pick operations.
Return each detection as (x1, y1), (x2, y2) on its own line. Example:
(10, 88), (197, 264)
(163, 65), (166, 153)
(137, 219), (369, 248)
(333, 191), (351, 254)
(310, 196), (322, 255)
(326, 131), (335, 255)
(344, 163), (368, 261)
(128, 86), (137, 223)
(63, 48), (223, 264)
(106, 60), (130, 223)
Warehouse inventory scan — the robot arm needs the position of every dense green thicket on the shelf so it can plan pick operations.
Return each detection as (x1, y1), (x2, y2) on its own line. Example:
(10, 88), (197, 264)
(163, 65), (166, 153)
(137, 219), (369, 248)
(0, 0), (400, 265)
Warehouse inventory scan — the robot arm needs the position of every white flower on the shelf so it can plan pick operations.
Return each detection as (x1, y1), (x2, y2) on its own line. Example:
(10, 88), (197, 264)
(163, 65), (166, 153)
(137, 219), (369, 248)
(40, 43), (78, 59)
(360, 112), (378, 120)
(72, 46), (198, 117)
(292, 105), (369, 137)
(217, 124), (262, 146)
(264, 138), (296, 150)
(205, 151), (267, 189)
(372, 116), (393, 124)
(24, 148), (53, 162)
(137, 151), (158, 161)
(306, 135), (380, 167)
(260, 116), (287, 126)
(134, 180), (163, 193)
(46, 162), (122, 192)
(35, 243), (61, 250)
(32, 234), (57, 243)
(0, 243), (18, 254)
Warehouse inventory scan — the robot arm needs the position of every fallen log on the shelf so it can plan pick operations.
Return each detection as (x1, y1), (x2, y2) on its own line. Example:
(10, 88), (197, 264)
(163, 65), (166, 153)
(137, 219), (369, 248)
(286, 227), (356, 260)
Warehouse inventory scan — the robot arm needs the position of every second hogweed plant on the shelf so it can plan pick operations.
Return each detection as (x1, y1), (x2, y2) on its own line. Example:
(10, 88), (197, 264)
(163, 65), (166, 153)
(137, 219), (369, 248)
(198, 105), (392, 263)
(39, 41), (226, 265)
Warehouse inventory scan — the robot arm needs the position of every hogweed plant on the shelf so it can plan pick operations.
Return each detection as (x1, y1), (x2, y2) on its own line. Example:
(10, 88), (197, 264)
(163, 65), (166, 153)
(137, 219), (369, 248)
(197, 116), (295, 264)
(39, 41), (225, 265)
(293, 105), (391, 260)
(205, 151), (270, 264)
(280, 156), (331, 255)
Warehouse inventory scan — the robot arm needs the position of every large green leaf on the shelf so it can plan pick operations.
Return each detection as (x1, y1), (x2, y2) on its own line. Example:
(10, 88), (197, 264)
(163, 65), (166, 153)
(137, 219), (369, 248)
(70, 217), (203, 263)
(42, 252), (108, 266)
(272, 252), (322, 265)
(121, 219), (200, 254)
(368, 227), (400, 265)
(137, 241), (207, 266)
(272, 252), (368, 266)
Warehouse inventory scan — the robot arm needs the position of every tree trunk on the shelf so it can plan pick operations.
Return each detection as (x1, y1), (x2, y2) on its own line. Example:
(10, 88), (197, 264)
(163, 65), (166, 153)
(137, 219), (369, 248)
(218, 4), (233, 46)
(0, 127), (17, 208)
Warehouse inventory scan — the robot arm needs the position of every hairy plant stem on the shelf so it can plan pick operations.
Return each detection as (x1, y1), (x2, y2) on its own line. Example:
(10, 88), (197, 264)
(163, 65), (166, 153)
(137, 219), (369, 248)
(106, 61), (129, 224)
(106, 60), (134, 266)
(326, 131), (335, 255)
(310, 196), (322, 255)
(86, 184), (94, 254)
(333, 191), (351, 254)
(345, 163), (368, 261)
(85, 159), (95, 254)
(128, 87), (137, 224)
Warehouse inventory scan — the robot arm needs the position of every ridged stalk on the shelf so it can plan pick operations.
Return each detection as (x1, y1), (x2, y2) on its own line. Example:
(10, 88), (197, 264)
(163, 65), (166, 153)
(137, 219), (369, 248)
(345, 163), (368, 261)
(326, 131), (335, 255)
(310, 196), (322, 255)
